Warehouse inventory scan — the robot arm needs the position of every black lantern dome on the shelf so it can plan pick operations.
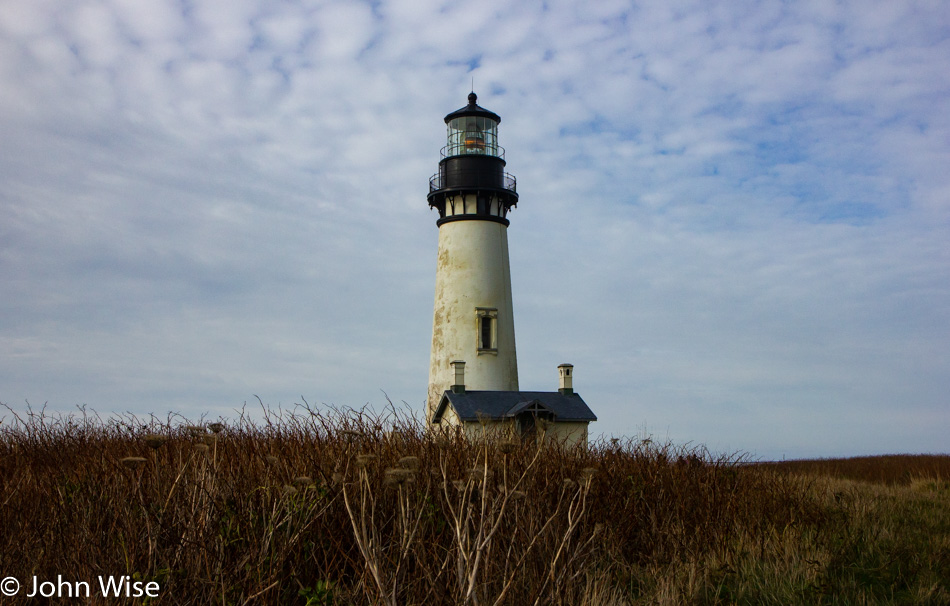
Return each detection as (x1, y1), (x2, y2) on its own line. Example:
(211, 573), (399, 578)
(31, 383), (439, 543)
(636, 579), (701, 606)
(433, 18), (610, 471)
(445, 92), (501, 123)
(428, 93), (518, 225)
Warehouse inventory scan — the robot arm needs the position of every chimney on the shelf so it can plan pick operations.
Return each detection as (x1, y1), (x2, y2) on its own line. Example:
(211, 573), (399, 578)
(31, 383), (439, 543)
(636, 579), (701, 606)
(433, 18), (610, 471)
(451, 360), (466, 394)
(558, 364), (574, 395)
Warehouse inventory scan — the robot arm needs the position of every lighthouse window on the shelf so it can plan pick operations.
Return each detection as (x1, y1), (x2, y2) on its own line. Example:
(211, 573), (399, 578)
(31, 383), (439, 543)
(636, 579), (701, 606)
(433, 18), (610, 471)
(477, 195), (489, 215)
(475, 307), (498, 353)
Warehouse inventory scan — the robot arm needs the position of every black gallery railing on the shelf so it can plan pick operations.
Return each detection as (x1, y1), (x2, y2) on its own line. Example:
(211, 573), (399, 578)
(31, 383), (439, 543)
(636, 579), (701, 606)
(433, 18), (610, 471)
(429, 171), (517, 194)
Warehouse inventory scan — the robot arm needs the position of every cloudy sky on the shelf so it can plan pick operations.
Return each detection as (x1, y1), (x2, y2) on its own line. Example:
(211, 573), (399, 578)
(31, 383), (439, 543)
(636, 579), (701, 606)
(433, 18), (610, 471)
(1, 0), (948, 459)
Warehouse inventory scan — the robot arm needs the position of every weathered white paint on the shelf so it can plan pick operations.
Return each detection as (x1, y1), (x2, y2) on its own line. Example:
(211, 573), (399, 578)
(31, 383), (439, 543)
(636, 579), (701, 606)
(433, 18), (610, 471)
(440, 405), (461, 427)
(427, 215), (518, 422)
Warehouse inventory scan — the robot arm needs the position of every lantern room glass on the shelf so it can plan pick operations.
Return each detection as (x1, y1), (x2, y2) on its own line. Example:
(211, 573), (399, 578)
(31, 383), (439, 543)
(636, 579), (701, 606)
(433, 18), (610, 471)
(446, 116), (499, 157)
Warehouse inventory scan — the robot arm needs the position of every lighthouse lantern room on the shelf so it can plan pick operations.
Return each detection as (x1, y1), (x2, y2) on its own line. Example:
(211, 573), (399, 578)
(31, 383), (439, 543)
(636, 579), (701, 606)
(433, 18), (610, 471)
(427, 93), (518, 223)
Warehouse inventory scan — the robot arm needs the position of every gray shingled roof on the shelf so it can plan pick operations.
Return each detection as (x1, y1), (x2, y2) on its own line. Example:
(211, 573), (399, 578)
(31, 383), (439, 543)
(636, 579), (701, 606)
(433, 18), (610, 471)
(433, 390), (597, 424)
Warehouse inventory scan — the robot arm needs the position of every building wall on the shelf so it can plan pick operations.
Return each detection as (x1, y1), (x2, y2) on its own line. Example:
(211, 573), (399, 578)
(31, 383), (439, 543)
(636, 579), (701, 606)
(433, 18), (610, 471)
(435, 411), (589, 448)
(427, 216), (518, 422)
(540, 421), (589, 446)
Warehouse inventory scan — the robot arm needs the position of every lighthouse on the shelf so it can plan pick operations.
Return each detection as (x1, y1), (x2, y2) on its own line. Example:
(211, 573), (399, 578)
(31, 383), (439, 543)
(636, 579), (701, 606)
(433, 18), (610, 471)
(426, 93), (519, 422)
(425, 93), (596, 443)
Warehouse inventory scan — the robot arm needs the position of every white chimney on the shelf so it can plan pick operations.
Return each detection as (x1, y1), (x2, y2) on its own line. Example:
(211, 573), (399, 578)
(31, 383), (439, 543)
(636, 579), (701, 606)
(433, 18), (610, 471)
(451, 360), (466, 394)
(558, 363), (574, 395)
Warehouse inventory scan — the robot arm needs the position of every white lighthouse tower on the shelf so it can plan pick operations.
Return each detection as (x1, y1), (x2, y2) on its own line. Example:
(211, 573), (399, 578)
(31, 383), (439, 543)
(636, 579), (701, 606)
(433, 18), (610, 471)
(426, 93), (520, 423)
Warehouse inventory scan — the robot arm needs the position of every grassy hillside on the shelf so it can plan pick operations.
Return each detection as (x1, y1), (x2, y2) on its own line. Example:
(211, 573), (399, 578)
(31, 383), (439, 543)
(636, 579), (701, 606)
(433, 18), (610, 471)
(0, 404), (947, 604)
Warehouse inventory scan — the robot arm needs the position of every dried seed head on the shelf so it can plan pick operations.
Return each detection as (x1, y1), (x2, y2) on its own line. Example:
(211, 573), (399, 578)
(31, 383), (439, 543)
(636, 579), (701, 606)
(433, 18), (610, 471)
(593, 523), (604, 535)
(265, 455), (279, 465)
(355, 454), (377, 468)
(120, 456), (147, 469)
(293, 476), (313, 486)
(509, 490), (526, 501)
(203, 434), (219, 445)
(331, 472), (344, 485)
(144, 434), (166, 450)
(341, 429), (364, 439)
(579, 467), (598, 481)
(282, 485), (298, 496)
(194, 443), (210, 453)
(186, 425), (206, 436)
(398, 456), (420, 470)
(384, 468), (412, 487)
(434, 434), (452, 449)
(469, 468), (493, 483)
(452, 480), (467, 491)
(498, 440), (519, 454)
(563, 478), (578, 490)
(208, 422), (224, 434)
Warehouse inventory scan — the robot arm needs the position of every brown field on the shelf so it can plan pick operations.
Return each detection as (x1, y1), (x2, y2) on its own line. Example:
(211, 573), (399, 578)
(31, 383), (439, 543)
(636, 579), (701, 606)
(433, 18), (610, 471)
(0, 403), (947, 605)
(760, 454), (950, 485)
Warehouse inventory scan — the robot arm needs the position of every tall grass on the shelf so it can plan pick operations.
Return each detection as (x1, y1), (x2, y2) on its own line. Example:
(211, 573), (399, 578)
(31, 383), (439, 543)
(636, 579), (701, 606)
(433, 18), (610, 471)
(761, 455), (950, 485)
(4, 402), (934, 604)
